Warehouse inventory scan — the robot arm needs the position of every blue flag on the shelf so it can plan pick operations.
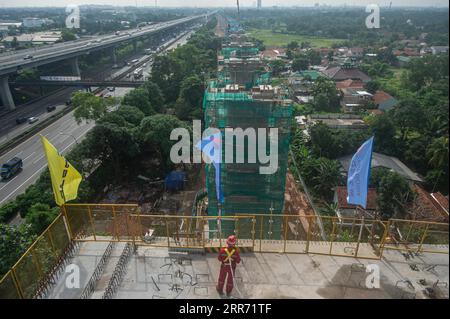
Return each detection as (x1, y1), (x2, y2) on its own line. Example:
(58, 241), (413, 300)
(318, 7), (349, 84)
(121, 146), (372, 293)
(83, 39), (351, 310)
(196, 132), (224, 204)
(347, 136), (374, 209)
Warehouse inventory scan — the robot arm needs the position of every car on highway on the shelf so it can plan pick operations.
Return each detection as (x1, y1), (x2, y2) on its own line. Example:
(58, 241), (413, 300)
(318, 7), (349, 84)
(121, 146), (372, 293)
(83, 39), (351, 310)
(46, 105), (56, 112)
(1, 157), (23, 180)
(107, 87), (115, 92)
(15, 117), (28, 125)
(28, 117), (39, 124)
(23, 54), (33, 60)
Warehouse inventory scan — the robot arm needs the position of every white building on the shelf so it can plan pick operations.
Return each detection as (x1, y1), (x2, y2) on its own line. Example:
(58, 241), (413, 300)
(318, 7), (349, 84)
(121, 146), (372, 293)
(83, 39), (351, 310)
(22, 18), (53, 28)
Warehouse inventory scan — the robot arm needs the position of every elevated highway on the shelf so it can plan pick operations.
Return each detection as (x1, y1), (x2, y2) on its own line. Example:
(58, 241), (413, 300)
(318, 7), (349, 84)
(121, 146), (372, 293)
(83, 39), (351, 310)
(0, 13), (211, 110)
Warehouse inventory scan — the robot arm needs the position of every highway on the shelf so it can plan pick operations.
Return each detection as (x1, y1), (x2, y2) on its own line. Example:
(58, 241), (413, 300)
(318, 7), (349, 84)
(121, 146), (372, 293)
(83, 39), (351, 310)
(0, 27), (197, 147)
(0, 15), (206, 76)
(0, 29), (198, 224)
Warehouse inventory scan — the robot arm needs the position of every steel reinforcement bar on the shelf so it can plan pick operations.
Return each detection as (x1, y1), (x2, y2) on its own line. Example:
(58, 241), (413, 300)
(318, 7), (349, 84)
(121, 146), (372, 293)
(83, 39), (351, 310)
(102, 243), (133, 299)
(79, 241), (116, 299)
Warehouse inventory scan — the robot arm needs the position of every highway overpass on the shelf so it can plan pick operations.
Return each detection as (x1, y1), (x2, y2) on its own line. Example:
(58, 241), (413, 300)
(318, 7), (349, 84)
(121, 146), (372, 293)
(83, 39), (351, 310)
(0, 13), (211, 110)
(10, 80), (145, 88)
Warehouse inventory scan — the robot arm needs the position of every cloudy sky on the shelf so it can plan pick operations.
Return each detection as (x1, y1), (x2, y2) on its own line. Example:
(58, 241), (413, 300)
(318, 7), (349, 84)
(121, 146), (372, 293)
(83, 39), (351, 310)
(0, 0), (448, 7)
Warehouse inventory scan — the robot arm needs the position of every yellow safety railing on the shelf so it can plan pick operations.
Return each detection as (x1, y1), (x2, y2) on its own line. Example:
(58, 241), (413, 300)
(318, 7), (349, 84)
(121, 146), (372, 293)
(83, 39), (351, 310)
(0, 213), (70, 299)
(1, 203), (448, 299)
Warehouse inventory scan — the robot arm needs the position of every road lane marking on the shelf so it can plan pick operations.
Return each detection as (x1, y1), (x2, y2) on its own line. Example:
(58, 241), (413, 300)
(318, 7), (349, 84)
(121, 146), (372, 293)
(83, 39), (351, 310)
(0, 165), (46, 205)
(33, 154), (45, 164)
(0, 175), (19, 191)
(23, 152), (36, 161)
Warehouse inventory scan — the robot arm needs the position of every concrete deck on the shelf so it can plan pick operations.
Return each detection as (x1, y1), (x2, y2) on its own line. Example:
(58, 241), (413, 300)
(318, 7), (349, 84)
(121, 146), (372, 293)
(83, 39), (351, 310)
(47, 241), (449, 299)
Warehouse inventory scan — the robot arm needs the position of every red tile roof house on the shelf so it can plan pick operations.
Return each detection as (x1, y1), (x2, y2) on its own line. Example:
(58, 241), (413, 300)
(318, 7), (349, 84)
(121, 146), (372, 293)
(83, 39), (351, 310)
(372, 90), (398, 111)
(407, 185), (449, 223)
(335, 79), (365, 90)
(334, 186), (379, 220)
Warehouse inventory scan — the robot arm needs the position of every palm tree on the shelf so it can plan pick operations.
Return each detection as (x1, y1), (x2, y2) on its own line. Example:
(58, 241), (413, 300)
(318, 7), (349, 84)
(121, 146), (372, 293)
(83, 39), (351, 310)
(312, 158), (342, 199)
(427, 136), (449, 169)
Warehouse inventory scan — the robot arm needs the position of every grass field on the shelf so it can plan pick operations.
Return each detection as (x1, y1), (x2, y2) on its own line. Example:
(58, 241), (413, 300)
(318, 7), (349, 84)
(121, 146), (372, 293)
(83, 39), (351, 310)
(248, 29), (344, 48)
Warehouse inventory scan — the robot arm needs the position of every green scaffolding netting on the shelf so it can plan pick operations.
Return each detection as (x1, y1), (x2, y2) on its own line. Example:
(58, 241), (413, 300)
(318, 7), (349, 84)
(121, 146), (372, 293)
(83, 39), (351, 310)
(220, 47), (260, 59)
(203, 84), (293, 238)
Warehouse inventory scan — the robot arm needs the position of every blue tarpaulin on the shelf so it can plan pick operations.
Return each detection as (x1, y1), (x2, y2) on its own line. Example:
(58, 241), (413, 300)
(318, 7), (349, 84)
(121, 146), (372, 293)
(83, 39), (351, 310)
(164, 171), (186, 191)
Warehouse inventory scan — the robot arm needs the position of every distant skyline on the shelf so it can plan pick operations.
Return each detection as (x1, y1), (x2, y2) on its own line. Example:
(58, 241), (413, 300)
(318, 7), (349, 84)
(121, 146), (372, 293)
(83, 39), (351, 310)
(0, 0), (448, 8)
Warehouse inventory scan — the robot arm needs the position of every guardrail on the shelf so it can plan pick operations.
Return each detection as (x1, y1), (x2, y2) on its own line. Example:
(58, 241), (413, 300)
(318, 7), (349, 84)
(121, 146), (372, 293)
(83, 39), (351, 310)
(1, 203), (448, 299)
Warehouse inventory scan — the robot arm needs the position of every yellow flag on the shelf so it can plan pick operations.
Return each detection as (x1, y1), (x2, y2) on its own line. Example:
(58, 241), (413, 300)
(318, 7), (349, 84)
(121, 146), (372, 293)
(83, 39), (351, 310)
(40, 135), (82, 206)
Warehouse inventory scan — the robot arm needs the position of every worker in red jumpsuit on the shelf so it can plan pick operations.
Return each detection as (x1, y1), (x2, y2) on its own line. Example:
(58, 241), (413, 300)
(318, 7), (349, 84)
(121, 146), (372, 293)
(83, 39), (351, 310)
(216, 235), (241, 296)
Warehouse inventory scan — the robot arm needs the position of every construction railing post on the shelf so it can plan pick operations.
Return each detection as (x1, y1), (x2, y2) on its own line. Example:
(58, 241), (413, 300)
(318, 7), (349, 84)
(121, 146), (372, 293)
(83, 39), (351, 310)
(283, 215), (289, 253)
(417, 224), (430, 253)
(251, 216), (256, 250)
(87, 205), (97, 241)
(305, 216), (312, 254)
(259, 215), (264, 252)
(166, 217), (170, 247)
(355, 217), (364, 257)
(11, 269), (24, 299)
(112, 206), (118, 241)
(0, 75), (15, 110)
(329, 220), (337, 255)
(62, 205), (74, 240)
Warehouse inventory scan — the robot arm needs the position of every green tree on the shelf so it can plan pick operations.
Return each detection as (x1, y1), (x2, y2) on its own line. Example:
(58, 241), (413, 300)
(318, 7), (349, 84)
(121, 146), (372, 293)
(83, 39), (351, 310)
(311, 77), (340, 112)
(143, 81), (165, 113)
(139, 114), (189, 170)
(365, 80), (380, 94)
(270, 60), (285, 76)
(150, 54), (184, 103)
(61, 28), (76, 42)
(287, 41), (299, 50)
(122, 88), (154, 116)
(72, 92), (114, 124)
(0, 224), (36, 276)
(369, 113), (397, 154)
(392, 98), (424, 142)
(115, 105), (145, 126)
(292, 56), (309, 72)
(375, 170), (412, 219)
(25, 203), (59, 234)
(311, 158), (342, 199)
(427, 136), (449, 169)
(175, 75), (204, 120)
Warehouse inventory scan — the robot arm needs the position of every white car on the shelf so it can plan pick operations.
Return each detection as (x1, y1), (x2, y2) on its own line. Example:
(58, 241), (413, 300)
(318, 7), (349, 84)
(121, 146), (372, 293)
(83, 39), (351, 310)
(28, 117), (39, 124)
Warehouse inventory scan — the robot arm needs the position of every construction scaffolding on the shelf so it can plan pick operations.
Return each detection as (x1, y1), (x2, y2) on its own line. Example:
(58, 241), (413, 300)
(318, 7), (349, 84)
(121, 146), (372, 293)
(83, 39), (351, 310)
(203, 84), (293, 236)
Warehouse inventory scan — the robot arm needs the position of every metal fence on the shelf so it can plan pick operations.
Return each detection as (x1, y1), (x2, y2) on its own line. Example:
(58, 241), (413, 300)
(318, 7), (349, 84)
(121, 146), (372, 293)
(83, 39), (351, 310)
(0, 214), (71, 299)
(62, 204), (448, 260)
(1, 203), (448, 299)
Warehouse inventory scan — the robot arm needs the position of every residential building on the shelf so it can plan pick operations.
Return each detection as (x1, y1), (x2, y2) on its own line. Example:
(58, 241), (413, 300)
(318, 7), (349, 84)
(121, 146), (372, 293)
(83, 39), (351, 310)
(22, 17), (53, 28)
(339, 152), (424, 184)
(372, 90), (398, 111)
(306, 114), (369, 131)
(2, 31), (62, 45)
(340, 88), (373, 113)
(408, 185), (449, 223)
(321, 63), (372, 83)
(430, 46), (449, 55)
